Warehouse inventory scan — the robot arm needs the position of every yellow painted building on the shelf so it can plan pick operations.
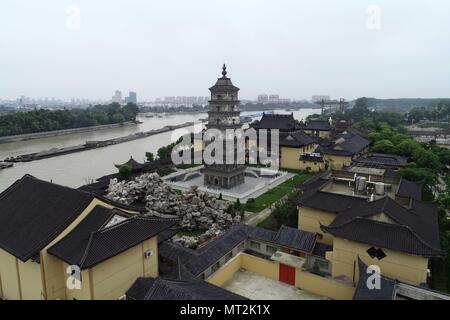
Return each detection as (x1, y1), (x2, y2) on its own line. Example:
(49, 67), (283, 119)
(0, 175), (176, 300)
(297, 182), (444, 289)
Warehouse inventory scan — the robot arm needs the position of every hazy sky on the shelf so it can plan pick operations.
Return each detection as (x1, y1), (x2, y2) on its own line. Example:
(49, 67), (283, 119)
(1, 0), (449, 101)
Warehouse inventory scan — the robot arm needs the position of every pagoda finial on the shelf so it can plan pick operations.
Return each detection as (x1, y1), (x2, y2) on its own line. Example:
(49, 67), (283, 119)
(222, 63), (227, 77)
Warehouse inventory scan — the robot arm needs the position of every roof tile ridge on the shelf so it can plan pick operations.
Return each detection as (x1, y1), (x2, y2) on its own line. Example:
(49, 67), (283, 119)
(78, 231), (97, 269)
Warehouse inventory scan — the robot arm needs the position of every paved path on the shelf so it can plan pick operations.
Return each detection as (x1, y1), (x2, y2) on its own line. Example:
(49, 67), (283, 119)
(244, 195), (288, 227)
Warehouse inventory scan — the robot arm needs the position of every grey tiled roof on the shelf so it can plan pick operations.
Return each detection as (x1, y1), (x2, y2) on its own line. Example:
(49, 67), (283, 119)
(396, 178), (423, 200)
(114, 156), (146, 171)
(279, 131), (317, 147)
(353, 153), (408, 168)
(297, 190), (368, 213)
(0, 175), (93, 262)
(322, 197), (444, 257)
(160, 224), (317, 277)
(274, 225), (317, 253)
(252, 113), (301, 131)
(126, 277), (246, 300)
(303, 120), (331, 131)
(317, 133), (370, 156)
(48, 206), (178, 269)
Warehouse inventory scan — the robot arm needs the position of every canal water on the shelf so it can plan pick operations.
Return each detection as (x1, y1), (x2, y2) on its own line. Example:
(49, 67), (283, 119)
(0, 109), (318, 191)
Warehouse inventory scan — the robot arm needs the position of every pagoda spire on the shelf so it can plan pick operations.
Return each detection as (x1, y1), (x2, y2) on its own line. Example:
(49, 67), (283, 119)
(222, 64), (227, 77)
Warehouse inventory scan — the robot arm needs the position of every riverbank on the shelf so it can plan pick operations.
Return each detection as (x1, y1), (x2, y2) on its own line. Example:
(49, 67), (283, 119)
(0, 121), (137, 144)
(3, 121), (195, 163)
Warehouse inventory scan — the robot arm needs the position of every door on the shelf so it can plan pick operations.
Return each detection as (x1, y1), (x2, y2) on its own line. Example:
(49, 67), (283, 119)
(279, 263), (296, 286)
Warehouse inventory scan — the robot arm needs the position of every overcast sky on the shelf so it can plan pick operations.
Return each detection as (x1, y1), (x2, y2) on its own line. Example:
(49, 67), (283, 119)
(1, 0), (449, 101)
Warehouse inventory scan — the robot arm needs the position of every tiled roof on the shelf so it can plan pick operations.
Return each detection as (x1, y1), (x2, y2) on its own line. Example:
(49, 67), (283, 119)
(303, 120), (331, 131)
(0, 175), (93, 262)
(396, 178), (423, 200)
(321, 197), (444, 257)
(353, 153), (408, 168)
(126, 277), (246, 300)
(317, 134), (370, 156)
(48, 206), (178, 269)
(114, 156), (146, 171)
(296, 171), (330, 191)
(279, 131), (316, 147)
(252, 113), (300, 131)
(297, 190), (368, 213)
(274, 225), (317, 253)
(160, 224), (317, 276)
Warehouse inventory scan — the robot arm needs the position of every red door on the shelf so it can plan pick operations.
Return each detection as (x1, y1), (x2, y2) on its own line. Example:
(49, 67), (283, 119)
(279, 263), (296, 285)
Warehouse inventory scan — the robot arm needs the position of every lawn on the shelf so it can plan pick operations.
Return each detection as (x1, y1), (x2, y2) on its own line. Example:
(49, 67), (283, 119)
(177, 228), (207, 237)
(244, 172), (312, 213)
(157, 168), (177, 176)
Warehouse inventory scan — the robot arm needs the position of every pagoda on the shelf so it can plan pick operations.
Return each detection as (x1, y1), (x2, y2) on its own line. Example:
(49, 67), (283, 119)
(202, 64), (246, 189)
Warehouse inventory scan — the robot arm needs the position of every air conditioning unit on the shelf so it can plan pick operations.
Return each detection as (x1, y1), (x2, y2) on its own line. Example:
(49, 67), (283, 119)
(144, 250), (153, 259)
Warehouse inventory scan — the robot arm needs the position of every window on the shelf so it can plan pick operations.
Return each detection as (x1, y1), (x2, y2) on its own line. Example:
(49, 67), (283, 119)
(249, 240), (261, 250)
(367, 247), (386, 260)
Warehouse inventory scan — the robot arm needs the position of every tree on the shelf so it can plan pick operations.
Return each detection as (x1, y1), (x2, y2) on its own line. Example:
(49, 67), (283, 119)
(412, 149), (442, 172)
(370, 139), (396, 154)
(395, 140), (422, 157)
(145, 152), (154, 162)
(119, 164), (132, 178)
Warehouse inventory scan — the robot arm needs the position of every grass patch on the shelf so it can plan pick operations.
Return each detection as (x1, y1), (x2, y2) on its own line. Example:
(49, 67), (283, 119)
(244, 172), (312, 213)
(177, 228), (207, 237)
(157, 168), (177, 176)
(256, 215), (279, 231)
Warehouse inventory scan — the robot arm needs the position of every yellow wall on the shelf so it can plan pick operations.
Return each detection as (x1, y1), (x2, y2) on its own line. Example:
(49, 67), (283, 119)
(40, 198), (119, 300)
(328, 237), (429, 286)
(298, 207), (336, 245)
(0, 197), (142, 300)
(207, 254), (243, 287)
(280, 144), (318, 171)
(90, 237), (158, 300)
(18, 260), (43, 300)
(296, 270), (355, 300)
(324, 155), (352, 170)
(63, 265), (92, 300)
(0, 249), (21, 300)
(241, 253), (279, 280)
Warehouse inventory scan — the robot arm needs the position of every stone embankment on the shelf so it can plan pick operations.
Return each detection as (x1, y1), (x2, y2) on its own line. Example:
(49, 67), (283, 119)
(2, 122), (194, 163)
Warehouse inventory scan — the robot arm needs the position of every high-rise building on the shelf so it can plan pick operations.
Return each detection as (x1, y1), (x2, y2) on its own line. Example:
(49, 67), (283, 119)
(257, 94), (269, 103)
(312, 95), (331, 103)
(112, 90), (122, 104)
(203, 64), (245, 189)
(269, 94), (280, 103)
(125, 91), (137, 104)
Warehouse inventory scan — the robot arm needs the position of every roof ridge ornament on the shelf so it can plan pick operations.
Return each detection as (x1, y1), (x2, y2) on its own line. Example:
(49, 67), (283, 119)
(222, 63), (227, 77)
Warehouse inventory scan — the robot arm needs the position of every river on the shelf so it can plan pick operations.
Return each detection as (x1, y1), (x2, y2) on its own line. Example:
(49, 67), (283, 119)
(0, 109), (318, 191)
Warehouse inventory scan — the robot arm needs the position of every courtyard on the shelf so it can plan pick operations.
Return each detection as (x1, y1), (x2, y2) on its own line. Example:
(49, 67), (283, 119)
(222, 269), (327, 300)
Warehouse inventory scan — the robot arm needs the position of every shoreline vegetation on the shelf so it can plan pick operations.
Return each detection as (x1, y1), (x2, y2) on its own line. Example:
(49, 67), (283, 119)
(0, 121), (137, 144)
(0, 102), (139, 138)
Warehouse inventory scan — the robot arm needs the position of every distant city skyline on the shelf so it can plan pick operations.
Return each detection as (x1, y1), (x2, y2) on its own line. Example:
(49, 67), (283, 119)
(1, 1), (450, 101)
